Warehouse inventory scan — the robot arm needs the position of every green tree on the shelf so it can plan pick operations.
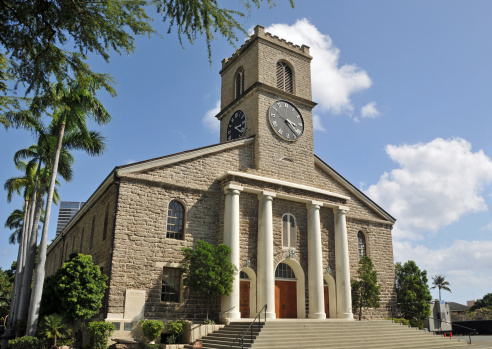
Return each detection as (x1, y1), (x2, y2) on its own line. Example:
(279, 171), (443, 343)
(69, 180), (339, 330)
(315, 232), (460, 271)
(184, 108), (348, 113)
(470, 292), (492, 311)
(395, 260), (432, 327)
(1, 0), (293, 111)
(182, 240), (237, 321)
(430, 275), (451, 301)
(40, 314), (72, 348)
(25, 78), (111, 335)
(351, 256), (381, 320)
(39, 253), (107, 322)
(0, 267), (15, 325)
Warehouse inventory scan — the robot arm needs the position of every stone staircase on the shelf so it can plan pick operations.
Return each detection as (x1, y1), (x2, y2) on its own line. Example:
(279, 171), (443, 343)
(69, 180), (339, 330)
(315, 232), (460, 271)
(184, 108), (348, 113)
(184, 320), (491, 349)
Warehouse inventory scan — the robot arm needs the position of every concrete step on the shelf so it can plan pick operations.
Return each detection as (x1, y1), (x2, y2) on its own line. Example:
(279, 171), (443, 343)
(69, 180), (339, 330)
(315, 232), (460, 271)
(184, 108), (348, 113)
(183, 320), (488, 349)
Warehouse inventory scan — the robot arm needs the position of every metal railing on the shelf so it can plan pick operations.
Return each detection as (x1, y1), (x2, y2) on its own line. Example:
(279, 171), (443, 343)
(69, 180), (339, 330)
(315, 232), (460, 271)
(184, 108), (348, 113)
(232, 304), (267, 349)
(387, 303), (478, 345)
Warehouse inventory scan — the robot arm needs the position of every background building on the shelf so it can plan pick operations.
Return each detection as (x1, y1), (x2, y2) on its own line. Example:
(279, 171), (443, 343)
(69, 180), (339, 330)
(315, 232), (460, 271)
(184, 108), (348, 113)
(56, 201), (85, 236)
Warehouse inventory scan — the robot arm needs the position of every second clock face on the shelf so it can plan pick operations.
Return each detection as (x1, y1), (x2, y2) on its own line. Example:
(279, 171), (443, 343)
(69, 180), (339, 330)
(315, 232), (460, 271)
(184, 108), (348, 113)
(268, 100), (304, 141)
(227, 110), (246, 141)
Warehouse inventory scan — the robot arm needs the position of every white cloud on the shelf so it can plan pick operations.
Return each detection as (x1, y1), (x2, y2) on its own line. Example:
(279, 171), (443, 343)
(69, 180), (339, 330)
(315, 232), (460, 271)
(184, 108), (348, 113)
(202, 100), (220, 133)
(312, 114), (325, 131)
(264, 19), (372, 116)
(361, 102), (381, 119)
(481, 222), (492, 231)
(394, 239), (492, 301)
(366, 138), (492, 239)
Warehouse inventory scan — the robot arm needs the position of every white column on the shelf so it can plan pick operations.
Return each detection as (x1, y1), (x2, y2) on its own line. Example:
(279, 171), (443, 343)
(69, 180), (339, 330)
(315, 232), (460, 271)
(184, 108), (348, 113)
(257, 192), (276, 319)
(307, 202), (326, 319)
(221, 185), (242, 320)
(334, 206), (353, 320)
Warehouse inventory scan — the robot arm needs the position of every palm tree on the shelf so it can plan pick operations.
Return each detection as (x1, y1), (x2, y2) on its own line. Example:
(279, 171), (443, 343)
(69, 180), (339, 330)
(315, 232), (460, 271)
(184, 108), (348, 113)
(26, 76), (111, 335)
(5, 209), (24, 245)
(431, 275), (451, 301)
(41, 314), (72, 348)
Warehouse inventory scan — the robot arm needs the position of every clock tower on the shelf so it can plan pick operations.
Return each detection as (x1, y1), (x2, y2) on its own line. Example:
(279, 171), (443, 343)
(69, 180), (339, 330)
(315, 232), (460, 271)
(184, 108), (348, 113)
(216, 25), (317, 185)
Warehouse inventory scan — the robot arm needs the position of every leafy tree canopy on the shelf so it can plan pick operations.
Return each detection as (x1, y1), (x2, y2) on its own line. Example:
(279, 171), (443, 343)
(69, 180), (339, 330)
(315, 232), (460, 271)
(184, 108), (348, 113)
(39, 253), (107, 321)
(470, 292), (492, 311)
(395, 260), (432, 324)
(182, 240), (237, 319)
(1, 0), (294, 114)
(351, 256), (381, 320)
(0, 266), (15, 322)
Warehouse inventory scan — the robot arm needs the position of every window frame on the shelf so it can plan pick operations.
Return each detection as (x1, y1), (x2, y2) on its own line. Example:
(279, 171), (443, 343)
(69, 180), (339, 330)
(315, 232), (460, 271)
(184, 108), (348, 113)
(234, 67), (245, 99)
(281, 213), (297, 250)
(166, 199), (186, 240)
(357, 230), (367, 259)
(275, 262), (296, 280)
(161, 267), (182, 303)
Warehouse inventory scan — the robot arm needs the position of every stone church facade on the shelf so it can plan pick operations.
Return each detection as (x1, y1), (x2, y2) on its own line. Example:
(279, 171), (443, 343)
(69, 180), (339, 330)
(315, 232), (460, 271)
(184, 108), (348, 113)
(45, 25), (396, 335)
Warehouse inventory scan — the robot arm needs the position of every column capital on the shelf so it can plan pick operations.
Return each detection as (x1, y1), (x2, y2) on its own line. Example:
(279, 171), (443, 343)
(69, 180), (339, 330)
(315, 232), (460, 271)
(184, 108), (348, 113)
(333, 205), (350, 214)
(307, 200), (323, 209)
(223, 183), (243, 193)
(258, 191), (276, 200)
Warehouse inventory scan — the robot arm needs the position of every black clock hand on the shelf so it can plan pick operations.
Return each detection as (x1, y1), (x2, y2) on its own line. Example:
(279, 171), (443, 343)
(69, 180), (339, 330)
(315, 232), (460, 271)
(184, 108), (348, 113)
(285, 119), (297, 134)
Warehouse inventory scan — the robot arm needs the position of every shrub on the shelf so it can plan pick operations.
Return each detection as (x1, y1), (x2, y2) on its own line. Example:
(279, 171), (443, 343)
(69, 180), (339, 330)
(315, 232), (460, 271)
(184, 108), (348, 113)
(8, 336), (48, 349)
(86, 321), (116, 349)
(166, 319), (187, 337)
(393, 318), (410, 326)
(140, 319), (165, 342)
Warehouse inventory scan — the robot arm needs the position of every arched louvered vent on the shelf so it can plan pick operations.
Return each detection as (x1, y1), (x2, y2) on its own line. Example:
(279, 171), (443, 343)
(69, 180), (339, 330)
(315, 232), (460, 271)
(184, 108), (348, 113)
(234, 68), (245, 99)
(276, 61), (293, 93)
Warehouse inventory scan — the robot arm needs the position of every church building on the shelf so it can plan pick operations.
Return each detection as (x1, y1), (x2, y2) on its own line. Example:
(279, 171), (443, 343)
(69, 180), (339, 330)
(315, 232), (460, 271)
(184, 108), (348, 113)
(45, 25), (396, 335)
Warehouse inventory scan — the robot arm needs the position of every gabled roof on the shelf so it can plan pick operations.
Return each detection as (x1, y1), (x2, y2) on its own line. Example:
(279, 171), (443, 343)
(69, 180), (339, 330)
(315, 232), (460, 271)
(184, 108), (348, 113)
(315, 155), (396, 224)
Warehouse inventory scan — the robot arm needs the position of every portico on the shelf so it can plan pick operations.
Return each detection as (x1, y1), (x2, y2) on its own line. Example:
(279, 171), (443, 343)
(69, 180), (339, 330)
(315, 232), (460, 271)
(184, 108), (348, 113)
(220, 171), (353, 320)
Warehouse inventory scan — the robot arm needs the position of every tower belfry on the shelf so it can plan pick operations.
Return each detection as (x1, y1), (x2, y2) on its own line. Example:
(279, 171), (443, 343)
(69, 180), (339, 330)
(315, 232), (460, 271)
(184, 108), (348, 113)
(216, 25), (317, 184)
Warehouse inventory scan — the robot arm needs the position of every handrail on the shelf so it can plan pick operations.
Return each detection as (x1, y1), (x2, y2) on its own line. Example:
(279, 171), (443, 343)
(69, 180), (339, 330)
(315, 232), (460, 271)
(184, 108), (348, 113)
(387, 303), (478, 345)
(231, 304), (267, 349)
(216, 306), (236, 324)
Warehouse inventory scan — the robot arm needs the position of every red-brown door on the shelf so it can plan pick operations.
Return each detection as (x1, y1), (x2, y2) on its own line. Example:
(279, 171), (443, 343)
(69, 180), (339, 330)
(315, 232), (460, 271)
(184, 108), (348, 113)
(275, 281), (297, 318)
(324, 285), (330, 318)
(240, 281), (250, 318)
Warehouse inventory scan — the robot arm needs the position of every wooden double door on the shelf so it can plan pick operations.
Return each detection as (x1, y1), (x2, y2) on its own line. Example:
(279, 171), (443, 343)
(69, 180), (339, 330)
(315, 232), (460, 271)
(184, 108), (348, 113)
(275, 280), (297, 318)
(240, 281), (250, 318)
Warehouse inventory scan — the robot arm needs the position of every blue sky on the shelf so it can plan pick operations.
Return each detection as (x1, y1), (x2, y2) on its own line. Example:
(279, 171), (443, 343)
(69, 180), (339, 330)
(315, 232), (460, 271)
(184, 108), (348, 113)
(2, 0), (492, 305)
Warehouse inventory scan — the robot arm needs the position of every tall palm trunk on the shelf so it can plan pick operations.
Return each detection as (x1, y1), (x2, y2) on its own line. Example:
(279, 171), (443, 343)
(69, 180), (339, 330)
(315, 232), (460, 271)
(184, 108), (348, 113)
(6, 199), (28, 327)
(17, 166), (43, 323)
(26, 122), (65, 336)
(11, 198), (31, 329)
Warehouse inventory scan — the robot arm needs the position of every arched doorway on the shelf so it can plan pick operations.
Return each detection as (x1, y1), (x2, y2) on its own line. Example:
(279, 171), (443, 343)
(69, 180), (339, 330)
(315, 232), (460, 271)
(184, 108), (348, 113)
(323, 274), (337, 319)
(275, 262), (297, 318)
(239, 267), (256, 318)
(239, 271), (250, 318)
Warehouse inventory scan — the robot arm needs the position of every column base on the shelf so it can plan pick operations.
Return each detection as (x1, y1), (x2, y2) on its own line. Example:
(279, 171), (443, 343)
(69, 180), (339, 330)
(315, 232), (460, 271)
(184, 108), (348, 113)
(224, 311), (242, 320)
(308, 313), (326, 319)
(265, 311), (277, 319)
(337, 312), (354, 320)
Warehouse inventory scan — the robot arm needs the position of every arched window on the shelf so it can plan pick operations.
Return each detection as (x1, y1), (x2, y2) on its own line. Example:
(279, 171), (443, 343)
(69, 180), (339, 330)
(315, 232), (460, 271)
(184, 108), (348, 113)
(276, 61), (293, 93)
(282, 213), (297, 249)
(234, 67), (245, 99)
(358, 231), (366, 259)
(167, 200), (185, 240)
(90, 215), (95, 250)
(102, 203), (109, 241)
(275, 262), (296, 279)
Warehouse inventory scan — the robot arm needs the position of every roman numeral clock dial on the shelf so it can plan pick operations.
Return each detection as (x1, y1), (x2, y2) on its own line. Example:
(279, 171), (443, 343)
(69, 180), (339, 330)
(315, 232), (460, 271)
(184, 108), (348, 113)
(227, 110), (246, 141)
(268, 100), (304, 141)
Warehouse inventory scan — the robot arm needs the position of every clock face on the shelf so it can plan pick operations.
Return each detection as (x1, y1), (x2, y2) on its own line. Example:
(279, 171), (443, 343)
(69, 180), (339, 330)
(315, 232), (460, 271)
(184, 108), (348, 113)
(268, 100), (304, 141)
(227, 110), (246, 141)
